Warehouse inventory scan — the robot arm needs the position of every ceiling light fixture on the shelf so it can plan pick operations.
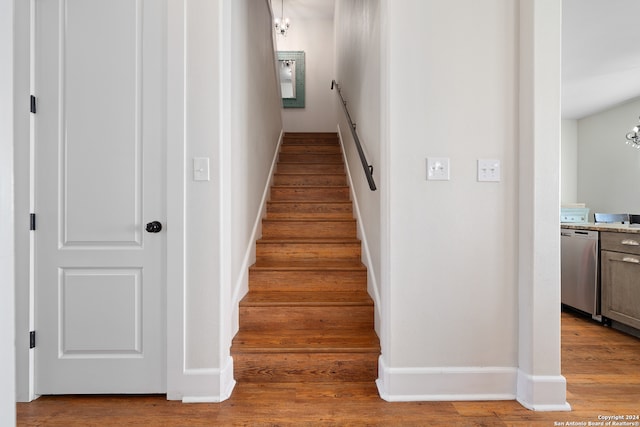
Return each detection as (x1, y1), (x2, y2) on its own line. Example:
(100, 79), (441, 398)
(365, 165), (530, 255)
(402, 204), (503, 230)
(626, 117), (640, 148)
(274, 0), (290, 36)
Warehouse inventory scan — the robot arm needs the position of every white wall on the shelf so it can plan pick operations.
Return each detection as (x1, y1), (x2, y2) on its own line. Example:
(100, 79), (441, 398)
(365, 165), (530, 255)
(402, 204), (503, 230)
(276, 13), (337, 132)
(371, 0), (566, 409)
(577, 97), (640, 215)
(229, 0), (284, 332)
(561, 119), (578, 204)
(166, 0), (229, 401)
(166, 0), (282, 402)
(385, 0), (518, 367)
(334, 0), (382, 328)
(184, 0), (223, 372)
(1, 0), (17, 422)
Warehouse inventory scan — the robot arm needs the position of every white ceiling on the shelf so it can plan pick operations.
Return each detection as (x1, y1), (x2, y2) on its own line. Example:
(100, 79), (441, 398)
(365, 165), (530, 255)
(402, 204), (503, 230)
(275, 0), (335, 20)
(278, 0), (640, 120)
(562, 0), (640, 119)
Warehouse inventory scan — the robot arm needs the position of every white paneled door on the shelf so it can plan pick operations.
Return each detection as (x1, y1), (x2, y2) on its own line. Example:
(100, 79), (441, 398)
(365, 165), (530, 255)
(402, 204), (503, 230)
(34, 0), (166, 393)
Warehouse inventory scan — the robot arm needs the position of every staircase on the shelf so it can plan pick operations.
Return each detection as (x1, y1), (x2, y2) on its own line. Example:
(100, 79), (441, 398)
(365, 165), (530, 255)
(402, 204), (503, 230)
(231, 132), (380, 384)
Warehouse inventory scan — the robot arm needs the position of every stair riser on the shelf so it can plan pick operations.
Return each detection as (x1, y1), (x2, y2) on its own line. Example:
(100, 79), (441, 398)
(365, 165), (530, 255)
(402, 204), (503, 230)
(240, 306), (373, 331)
(248, 269), (367, 292)
(280, 145), (341, 154)
(278, 153), (343, 163)
(282, 141), (340, 148)
(277, 163), (345, 174)
(273, 174), (347, 186)
(256, 242), (361, 263)
(232, 352), (378, 383)
(270, 187), (350, 202)
(262, 221), (357, 239)
(267, 202), (353, 219)
(283, 133), (339, 144)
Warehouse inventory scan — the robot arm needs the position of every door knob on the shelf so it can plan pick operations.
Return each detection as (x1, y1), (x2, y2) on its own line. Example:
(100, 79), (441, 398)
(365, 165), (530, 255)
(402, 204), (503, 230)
(145, 221), (163, 233)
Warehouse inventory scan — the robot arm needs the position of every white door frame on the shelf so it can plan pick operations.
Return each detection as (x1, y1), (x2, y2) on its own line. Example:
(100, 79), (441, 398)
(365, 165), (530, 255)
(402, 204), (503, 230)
(1, 0), (17, 422)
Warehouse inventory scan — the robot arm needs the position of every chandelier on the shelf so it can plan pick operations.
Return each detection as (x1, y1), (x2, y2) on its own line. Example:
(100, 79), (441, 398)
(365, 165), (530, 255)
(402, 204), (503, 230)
(626, 116), (640, 148)
(274, 0), (290, 36)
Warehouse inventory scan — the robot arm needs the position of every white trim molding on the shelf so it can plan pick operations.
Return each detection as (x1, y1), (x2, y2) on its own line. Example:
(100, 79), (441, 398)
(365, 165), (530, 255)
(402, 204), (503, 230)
(171, 356), (236, 403)
(1, 0), (17, 420)
(376, 357), (517, 402)
(516, 370), (571, 412)
(517, 0), (569, 412)
(336, 125), (382, 327)
(230, 129), (284, 334)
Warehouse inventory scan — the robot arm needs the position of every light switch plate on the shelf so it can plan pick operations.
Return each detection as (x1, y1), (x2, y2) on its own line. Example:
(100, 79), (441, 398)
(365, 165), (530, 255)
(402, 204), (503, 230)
(477, 159), (501, 182)
(426, 157), (450, 181)
(193, 157), (210, 181)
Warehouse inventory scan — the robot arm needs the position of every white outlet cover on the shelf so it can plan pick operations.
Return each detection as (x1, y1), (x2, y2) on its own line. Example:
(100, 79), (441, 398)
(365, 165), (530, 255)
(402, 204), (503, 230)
(427, 157), (450, 181)
(477, 159), (501, 182)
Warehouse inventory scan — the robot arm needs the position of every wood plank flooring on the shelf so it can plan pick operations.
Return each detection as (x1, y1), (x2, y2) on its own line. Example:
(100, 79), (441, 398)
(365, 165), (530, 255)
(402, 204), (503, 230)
(17, 310), (640, 426)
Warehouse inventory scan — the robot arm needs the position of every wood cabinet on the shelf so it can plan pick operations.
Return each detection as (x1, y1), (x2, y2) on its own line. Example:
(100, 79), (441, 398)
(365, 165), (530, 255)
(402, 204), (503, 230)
(601, 231), (640, 330)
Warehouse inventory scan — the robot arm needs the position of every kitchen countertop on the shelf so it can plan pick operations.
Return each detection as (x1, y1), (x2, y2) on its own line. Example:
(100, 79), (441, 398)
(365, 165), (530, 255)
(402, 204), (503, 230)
(561, 223), (640, 234)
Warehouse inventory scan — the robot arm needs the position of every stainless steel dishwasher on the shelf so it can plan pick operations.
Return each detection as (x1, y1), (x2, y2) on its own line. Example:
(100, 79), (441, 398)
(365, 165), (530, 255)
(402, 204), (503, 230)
(561, 228), (600, 320)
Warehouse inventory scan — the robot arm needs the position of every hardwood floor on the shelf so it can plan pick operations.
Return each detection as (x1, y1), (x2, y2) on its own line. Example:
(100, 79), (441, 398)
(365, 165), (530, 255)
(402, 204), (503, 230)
(17, 311), (640, 426)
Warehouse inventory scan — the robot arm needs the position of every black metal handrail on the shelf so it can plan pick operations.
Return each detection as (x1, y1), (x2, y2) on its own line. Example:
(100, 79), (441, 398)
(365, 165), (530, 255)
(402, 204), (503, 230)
(331, 80), (377, 191)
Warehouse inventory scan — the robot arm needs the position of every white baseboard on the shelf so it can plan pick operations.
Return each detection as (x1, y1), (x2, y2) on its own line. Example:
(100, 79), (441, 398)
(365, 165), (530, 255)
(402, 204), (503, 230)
(376, 356), (517, 402)
(168, 356), (236, 403)
(229, 129), (284, 335)
(335, 125), (382, 325)
(516, 370), (571, 411)
(377, 358), (571, 411)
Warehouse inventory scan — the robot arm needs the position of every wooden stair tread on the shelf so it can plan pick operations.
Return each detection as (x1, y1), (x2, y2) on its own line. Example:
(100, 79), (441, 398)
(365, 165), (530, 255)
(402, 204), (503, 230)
(272, 174), (347, 186)
(281, 140), (339, 145)
(284, 132), (338, 138)
(279, 139), (338, 144)
(265, 215), (354, 219)
(280, 145), (341, 152)
(281, 144), (340, 148)
(270, 186), (350, 202)
(272, 184), (349, 188)
(278, 157), (343, 164)
(232, 330), (380, 353)
(257, 237), (360, 243)
(273, 172), (346, 177)
(277, 163), (344, 169)
(277, 163), (344, 168)
(261, 218), (356, 239)
(250, 261), (366, 270)
(268, 200), (352, 203)
(262, 218), (356, 224)
(240, 291), (373, 306)
(267, 201), (352, 206)
(266, 201), (353, 210)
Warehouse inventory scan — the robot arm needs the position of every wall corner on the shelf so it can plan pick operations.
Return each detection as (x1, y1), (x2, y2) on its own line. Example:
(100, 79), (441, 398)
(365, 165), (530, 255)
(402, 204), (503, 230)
(517, 0), (567, 412)
(516, 371), (571, 412)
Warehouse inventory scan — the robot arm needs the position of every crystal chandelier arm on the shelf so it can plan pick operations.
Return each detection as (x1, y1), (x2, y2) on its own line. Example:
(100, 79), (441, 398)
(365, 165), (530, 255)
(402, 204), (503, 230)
(625, 116), (640, 148)
(274, 0), (290, 36)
